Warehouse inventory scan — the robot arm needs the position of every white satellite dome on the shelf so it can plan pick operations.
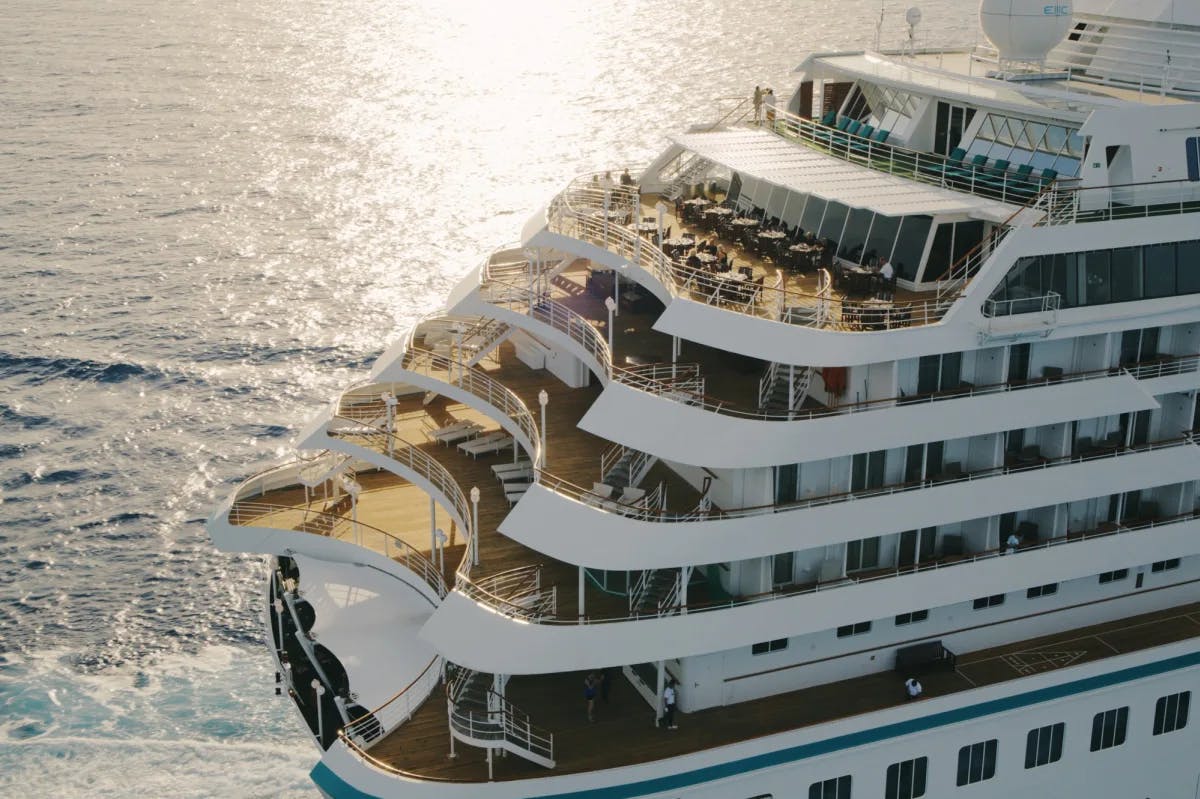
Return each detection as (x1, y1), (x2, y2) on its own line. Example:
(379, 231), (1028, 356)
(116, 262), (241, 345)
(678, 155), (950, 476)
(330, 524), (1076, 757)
(979, 0), (1073, 62)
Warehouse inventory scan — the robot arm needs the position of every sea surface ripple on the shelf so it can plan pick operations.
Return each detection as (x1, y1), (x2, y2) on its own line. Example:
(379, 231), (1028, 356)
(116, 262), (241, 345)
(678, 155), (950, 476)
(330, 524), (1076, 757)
(0, 1), (973, 795)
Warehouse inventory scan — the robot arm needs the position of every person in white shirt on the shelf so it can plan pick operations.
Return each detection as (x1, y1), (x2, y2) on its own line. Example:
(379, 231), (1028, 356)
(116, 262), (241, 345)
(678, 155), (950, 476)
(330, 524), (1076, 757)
(879, 257), (895, 280)
(1005, 533), (1021, 554)
(905, 677), (923, 700)
(661, 680), (678, 729)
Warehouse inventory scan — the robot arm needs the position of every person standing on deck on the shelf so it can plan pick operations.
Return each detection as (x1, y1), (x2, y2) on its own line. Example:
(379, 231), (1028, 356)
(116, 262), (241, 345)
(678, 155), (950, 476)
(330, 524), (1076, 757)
(661, 680), (678, 729)
(753, 85), (763, 122)
(584, 672), (600, 722)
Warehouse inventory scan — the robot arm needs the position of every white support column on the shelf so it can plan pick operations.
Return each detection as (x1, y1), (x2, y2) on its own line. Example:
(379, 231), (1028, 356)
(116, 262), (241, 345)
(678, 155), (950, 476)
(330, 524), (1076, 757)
(578, 566), (586, 621)
(680, 566), (691, 615)
(655, 660), (666, 727)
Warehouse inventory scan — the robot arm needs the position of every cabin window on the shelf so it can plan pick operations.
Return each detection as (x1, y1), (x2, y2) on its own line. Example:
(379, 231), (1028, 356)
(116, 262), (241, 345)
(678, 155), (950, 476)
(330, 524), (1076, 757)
(894, 609), (929, 625)
(891, 215), (931, 281)
(988, 238), (1200, 312)
(836, 621), (871, 638)
(1187, 136), (1200, 181)
(1025, 722), (1065, 768)
(956, 740), (998, 785)
(1153, 692), (1190, 735)
(808, 775), (852, 799)
(1026, 583), (1058, 599)
(845, 537), (880, 572)
(772, 552), (794, 586)
(973, 593), (1005, 610)
(884, 756), (927, 799)
(1090, 707), (1128, 751)
(1098, 569), (1128, 584)
(751, 638), (788, 655)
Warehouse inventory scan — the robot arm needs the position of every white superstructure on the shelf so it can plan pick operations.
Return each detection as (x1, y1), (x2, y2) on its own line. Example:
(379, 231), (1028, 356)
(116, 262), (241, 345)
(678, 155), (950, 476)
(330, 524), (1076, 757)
(209, 3), (1200, 797)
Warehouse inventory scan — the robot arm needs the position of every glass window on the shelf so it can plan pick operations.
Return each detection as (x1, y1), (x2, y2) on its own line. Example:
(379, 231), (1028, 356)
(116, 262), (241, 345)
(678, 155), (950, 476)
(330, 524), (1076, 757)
(1098, 569), (1128, 583)
(956, 740), (998, 786)
(1153, 692), (1190, 735)
(1144, 243), (1176, 298)
(1025, 722), (1065, 768)
(751, 638), (788, 655)
(808, 775), (851, 799)
(952, 221), (985, 267)
(884, 757), (927, 799)
(846, 537), (880, 571)
(864, 213), (901, 266)
(800, 196), (827, 236)
(775, 463), (799, 504)
(1109, 247), (1142, 302)
(1090, 707), (1128, 751)
(819, 201), (850, 248)
(851, 450), (886, 491)
(840, 208), (874, 262)
(1081, 250), (1111, 305)
(973, 594), (1005, 609)
(892, 215), (931, 281)
(836, 620), (871, 637)
(895, 609), (929, 625)
(1026, 583), (1058, 598)
(772, 552), (794, 586)
(925, 223), (954, 281)
(1177, 240), (1200, 293)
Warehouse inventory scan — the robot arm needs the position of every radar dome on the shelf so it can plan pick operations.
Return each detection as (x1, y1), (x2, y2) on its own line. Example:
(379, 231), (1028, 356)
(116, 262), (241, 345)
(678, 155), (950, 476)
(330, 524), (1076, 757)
(979, 0), (1073, 62)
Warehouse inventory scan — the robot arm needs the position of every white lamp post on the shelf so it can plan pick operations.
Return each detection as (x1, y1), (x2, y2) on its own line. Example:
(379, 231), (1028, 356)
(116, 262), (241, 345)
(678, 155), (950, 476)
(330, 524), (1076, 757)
(435, 528), (447, 576)
(469, 486), (481, 567)
(538, 389), (549, 467)
(312, 679), (325, 746)
(604, 296), (617, 361)
(272, 598), (284, 652)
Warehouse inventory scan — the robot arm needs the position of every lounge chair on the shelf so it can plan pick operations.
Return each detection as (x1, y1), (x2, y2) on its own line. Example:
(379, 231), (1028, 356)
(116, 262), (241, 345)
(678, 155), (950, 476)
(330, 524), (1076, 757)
(491, 460), (532, 477)
(460, 434), (515, 459)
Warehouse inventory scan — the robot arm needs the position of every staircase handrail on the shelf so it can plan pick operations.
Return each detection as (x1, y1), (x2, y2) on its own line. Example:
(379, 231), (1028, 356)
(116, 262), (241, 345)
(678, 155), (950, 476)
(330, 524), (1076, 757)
(228, 499), (447, 598)
(447, 690), (555, 765)
(342, 654), (442, 748)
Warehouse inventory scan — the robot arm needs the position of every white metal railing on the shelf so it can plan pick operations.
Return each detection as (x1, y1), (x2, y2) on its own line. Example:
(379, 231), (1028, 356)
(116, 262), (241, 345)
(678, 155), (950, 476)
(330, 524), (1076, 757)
(656, 572), (682, 618)
(1123, 354), (1200, 380)
(447, 691), (555, 767)
(535, 428), (1196, 533)
(545, 173), (957, 331)
(229, 499), (447, 598)
(342, 655), (442, 748)
(982, 291), (1062, 318)
(747, 99), (1056, 208)
(399, 347), (540, 463)
(1032, 178), (1200, 226)
(628, 569), (651, 614)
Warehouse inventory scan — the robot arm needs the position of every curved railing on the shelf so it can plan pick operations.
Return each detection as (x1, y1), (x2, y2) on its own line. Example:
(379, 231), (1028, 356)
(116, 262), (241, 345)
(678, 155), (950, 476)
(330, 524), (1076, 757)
(455, 564), (557, 622)
(446, 686), (555, 767)
(343, 655), (442, 748)
(538, 429), (1197, 525)
(328, 417), (474, 545)
(229, 498), (447, 598)
(545, 173), (955, 330)
(398, 347), (540, 463)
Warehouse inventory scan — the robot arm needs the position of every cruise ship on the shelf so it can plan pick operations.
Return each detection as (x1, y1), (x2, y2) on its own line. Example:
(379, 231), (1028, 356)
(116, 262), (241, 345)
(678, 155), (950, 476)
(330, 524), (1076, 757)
(208, 2), (1200, 797)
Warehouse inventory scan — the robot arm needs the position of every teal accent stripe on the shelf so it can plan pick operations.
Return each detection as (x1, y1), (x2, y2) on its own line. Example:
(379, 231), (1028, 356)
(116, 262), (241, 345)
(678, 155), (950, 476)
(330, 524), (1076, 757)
(311, 650), (1200, 799)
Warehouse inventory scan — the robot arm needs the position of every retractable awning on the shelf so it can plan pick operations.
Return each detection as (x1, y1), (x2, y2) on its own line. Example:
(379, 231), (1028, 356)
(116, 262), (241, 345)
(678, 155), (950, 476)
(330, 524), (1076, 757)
(670, 127), (1020, 223)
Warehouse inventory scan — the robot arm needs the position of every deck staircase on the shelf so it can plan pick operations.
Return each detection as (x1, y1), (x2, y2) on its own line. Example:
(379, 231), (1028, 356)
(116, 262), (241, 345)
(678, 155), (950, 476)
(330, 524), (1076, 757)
(446, 665), (555, 769)
(297, 450), (355, 488)
(758, 363), (813, 417)
(660, 153), (714, 201)
(600, 444), (657, 491)
(629, 568), (681, 618)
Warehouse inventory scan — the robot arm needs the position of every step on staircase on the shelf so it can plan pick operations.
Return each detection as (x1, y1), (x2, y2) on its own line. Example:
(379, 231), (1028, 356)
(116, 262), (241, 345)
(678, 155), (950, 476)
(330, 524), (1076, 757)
(759, 363), (813, 417)
(661, 154), (714, 201)
(629, 568), (680, 618)
(446, 666), (555, 768)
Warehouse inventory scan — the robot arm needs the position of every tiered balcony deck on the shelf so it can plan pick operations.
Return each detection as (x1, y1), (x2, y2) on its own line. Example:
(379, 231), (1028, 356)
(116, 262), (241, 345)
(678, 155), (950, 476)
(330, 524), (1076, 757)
(353, 601), (1200, 781)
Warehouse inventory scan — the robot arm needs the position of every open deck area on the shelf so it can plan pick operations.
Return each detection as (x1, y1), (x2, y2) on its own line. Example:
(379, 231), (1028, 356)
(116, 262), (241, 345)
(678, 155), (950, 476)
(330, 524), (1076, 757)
(361, 601), (1200, 781)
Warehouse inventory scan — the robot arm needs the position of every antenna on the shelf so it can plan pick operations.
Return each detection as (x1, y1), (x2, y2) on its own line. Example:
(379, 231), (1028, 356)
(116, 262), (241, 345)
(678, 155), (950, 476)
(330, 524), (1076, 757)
(874, 0), (885, 51)
(905, 7), (922, 57)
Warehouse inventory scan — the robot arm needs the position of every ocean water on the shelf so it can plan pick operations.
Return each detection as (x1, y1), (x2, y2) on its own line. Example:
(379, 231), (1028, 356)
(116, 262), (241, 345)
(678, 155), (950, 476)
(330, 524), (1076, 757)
(0, 1), (976, 795)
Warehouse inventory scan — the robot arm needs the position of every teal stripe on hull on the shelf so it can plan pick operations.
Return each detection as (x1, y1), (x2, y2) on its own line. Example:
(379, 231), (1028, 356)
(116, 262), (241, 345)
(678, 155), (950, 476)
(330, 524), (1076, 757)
(312, 650), (1200, 799)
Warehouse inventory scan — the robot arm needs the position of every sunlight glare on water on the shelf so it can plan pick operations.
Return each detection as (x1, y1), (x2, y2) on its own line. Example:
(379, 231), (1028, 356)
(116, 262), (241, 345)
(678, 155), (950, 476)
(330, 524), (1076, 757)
(0, 1), (975, 795)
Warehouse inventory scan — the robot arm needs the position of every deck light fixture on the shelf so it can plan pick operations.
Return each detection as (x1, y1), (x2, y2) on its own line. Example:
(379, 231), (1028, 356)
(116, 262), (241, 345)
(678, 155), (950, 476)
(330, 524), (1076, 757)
(470, 486), (481, 567)
(538, 389), (549, 467)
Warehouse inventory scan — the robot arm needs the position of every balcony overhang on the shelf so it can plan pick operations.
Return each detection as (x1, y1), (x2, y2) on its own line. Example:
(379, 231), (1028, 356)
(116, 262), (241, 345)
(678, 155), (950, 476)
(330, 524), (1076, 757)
(670, 127), (1019, 223)
(578, 372), (1158, 469)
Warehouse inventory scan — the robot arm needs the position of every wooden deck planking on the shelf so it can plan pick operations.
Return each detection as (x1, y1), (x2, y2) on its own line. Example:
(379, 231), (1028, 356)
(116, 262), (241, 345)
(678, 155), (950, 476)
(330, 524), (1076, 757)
(366, 602), (1200, 781)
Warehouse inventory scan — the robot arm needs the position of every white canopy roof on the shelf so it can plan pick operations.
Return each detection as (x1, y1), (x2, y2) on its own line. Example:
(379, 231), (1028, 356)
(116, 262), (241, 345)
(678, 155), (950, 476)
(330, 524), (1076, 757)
(670, 128), (1020, 223)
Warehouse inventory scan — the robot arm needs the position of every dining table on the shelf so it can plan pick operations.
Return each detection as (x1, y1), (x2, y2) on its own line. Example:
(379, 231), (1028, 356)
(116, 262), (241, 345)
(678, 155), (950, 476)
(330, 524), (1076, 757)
(631, 221), (658, 234)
